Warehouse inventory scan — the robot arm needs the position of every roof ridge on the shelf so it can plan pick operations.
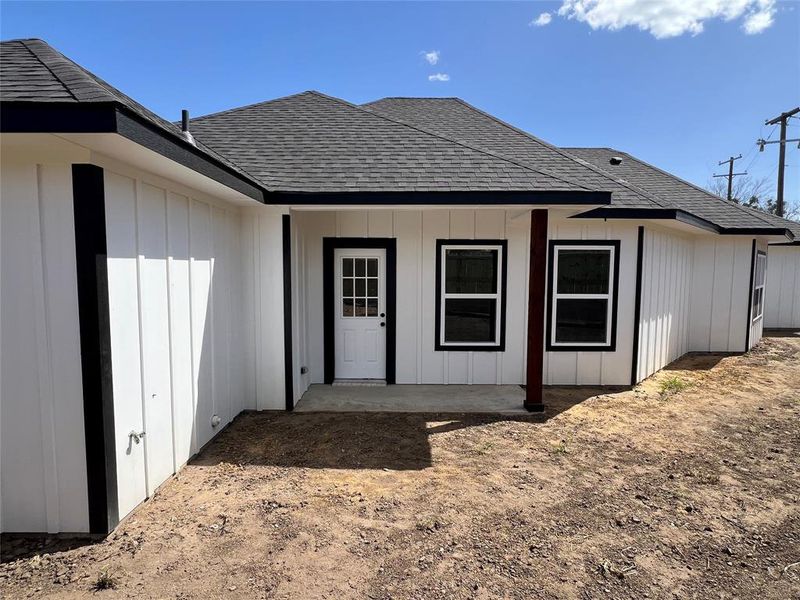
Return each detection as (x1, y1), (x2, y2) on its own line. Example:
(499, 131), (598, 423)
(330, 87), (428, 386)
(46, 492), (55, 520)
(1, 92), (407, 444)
(17, 39), (79, 102)
(363, 97), (460, 103)
(610, 149), (784, 229)
(190, 90), (318, 122)
(340, 93), (598, 192)
(448, 98), (669, 208)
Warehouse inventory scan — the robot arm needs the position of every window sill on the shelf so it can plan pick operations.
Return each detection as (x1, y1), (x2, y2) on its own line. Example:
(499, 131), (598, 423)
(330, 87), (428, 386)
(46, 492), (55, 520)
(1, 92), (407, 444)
(546, 343), (616, 352)
(435, 344), (505, 352)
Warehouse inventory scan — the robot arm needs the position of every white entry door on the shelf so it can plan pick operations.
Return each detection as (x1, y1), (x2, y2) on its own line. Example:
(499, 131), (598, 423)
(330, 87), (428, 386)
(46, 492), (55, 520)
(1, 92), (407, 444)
(334, 248), (387, 380)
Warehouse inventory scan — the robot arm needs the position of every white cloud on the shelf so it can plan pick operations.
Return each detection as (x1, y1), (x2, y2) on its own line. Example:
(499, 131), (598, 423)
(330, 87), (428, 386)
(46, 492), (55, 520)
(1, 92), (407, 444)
(428, 73), (450, 82)
(422, 50), (440, 65)
(530, 12), (553, 27)
(555, 0), (776, 39)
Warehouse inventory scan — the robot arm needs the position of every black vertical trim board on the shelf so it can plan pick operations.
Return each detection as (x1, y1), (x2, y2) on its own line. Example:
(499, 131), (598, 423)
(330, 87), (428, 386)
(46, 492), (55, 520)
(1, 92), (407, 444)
(745, 239), (757, 352)
(630, 227), (645, 386)
(282, 215), (295, 411)
(545, 239), (621, 352)
(323, 238), (396, 384)
(72, 164), (118, 534)
(433, 239), (508, 351)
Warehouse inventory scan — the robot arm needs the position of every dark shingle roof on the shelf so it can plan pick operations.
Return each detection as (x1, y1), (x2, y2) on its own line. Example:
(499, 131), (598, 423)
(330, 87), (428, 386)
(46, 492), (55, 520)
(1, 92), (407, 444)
(563, 147), (800, 236)
(187, 91), (599, 194)
(363, 97), (664, 208)
(0, 38), (260, 186)
(364, 98), (794, 236)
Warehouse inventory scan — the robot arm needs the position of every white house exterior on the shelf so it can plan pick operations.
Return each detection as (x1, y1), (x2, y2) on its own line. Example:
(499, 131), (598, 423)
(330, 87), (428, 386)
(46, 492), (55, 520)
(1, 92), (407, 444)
(1, 39), (797, 536)
(765, 243), (800, 328)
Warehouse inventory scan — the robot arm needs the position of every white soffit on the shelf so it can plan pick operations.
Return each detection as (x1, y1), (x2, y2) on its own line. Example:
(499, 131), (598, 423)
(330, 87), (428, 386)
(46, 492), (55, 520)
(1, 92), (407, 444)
(56, 133), (261, 206)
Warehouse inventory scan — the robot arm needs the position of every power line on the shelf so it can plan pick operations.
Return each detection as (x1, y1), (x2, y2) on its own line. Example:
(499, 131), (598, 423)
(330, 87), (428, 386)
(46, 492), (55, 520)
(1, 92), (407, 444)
(743, 124), (777, 173)
(760, 106), (800, 217)
(713, 155), (747, 201)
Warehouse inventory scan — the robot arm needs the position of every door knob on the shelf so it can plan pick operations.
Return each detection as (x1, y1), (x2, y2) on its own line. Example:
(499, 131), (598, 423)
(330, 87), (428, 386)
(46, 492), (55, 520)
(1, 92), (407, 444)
(380, 313), (385, 318)
(380, 322), (386, 327)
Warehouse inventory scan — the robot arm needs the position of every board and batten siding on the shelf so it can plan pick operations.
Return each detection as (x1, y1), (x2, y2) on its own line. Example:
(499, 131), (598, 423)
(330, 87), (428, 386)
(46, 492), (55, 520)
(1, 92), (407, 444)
(545, 216), (639, 386)
(239, 206), (288, 411)
(102, 166), (251, 522)
(634, 227), (693, 383)
(765, 245), (800, 329)
(1, 160), (89, 533)
(688, 237), (758, 353)
(291, 209), (533, 397)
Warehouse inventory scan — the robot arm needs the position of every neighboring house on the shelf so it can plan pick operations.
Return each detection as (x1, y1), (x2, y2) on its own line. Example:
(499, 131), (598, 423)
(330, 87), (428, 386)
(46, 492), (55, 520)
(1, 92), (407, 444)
(1, 39), (797, 535)
(764, 240), (800, 329)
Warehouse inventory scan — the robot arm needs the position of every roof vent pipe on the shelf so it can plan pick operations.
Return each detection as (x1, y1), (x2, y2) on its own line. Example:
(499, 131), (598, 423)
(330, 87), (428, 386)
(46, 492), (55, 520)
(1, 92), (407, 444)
(180, 109), (196, 146)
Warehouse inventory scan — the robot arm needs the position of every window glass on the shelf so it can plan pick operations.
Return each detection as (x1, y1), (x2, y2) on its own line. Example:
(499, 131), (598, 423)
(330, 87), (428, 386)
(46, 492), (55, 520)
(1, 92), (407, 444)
(752, 253), (767, 321)
(355, 258), (366, 277)
(550, 243), (617, 348)
(367, 298), (378, 317)
(342, 298), (354, 317)
(554, 299), (608, 343)
(444, 298), (497, 343)
(557, 249), (610, 294)
(367, 258), (378, 277)
(445, 249), (498, 294)
(342, 256), (380, 318)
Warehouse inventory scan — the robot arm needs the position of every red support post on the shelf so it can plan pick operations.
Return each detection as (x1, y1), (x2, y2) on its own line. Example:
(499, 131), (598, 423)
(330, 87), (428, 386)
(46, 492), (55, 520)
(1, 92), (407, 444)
(525, 209), (548, 412)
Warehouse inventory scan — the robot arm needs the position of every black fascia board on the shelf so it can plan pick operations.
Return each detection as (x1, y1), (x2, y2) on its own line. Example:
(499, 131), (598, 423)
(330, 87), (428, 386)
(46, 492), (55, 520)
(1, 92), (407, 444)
(572, 206), (794, 239)
(720, 227), (793, 238)
(0, 101), (118, 132)
(268, 190), (612, 206)
(113, 107), (264, 202)
(572, 207), (719, 234)
(0, 101), (265, 203)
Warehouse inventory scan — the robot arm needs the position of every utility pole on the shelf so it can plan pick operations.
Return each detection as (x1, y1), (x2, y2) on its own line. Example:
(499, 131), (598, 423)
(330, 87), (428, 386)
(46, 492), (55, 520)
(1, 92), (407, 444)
(760, 107), (800, 217)
(713, 155), (746, 201)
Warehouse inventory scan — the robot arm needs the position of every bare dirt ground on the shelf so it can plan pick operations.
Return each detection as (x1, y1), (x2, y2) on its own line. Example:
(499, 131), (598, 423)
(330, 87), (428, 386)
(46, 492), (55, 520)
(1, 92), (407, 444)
(2, 333), (799, 599)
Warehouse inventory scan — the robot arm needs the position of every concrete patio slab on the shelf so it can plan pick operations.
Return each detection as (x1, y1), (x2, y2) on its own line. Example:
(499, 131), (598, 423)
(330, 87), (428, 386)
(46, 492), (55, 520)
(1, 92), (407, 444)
(294, 384), (528, 413)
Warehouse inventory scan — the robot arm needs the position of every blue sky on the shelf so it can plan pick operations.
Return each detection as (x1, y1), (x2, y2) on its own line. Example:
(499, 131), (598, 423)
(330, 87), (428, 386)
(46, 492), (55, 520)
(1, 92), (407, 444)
(2, 1), (798, 206)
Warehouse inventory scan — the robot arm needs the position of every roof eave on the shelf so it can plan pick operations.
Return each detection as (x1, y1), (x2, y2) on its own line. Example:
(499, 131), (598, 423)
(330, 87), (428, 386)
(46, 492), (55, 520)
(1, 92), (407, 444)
(0, 100), (266, 203)
(572, 207), (795, 240)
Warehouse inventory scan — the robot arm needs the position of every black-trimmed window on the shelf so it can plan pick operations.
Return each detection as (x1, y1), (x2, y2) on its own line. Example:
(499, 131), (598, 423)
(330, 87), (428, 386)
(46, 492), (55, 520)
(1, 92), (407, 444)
(547, 240), (620, 351)
(752, 250), (767, 322)
(435, 240), (507, 351)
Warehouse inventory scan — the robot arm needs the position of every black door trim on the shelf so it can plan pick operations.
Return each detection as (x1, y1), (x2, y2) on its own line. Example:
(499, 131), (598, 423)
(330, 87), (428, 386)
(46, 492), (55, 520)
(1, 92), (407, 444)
(323, 237), (397, 384)
(72, 164), (119, 534)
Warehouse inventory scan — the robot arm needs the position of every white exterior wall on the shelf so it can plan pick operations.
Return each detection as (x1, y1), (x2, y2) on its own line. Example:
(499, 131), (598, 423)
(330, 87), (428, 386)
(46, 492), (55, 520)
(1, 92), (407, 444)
(101, 164), (252, 522)
(1, 159), (89, 533)
(239, 206), (287, 410)
(292, 209), (533, 396)
(634, 226), (694, 382)
(765, 245), (800, 328)
(545, 215), (639, 385)
(688, 237), (756, 353)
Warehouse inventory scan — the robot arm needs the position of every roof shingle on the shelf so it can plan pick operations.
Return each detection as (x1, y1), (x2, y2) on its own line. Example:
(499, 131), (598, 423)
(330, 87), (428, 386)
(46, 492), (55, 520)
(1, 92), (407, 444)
(187, 91), (598, 193)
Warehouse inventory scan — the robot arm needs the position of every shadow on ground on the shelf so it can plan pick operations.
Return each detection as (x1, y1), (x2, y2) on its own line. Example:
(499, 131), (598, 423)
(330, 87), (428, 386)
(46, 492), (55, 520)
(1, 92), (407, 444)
(193, 385), (611, 471)
(764, 328), (800, 339)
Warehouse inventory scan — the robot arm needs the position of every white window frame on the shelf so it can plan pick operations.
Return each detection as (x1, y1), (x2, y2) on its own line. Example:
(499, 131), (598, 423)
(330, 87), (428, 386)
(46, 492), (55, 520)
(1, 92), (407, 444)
(438, 243), (504, 348)
(752, 251), (767, 322)
(550, 244), (616, 348)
